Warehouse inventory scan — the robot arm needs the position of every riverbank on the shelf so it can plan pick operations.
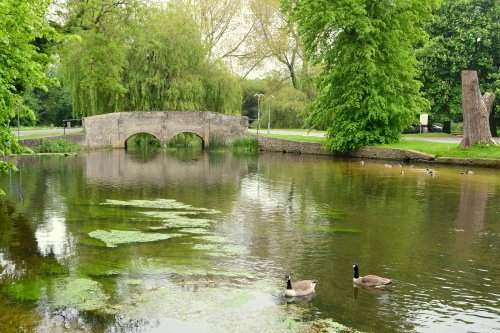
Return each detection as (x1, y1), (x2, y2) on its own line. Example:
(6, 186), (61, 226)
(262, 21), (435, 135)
(15, 132), (500, 168)
(256, 136), (500, 168)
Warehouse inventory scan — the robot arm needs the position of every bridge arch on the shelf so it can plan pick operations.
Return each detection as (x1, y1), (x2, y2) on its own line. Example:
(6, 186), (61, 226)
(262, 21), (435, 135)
(81, 111), (248, 149)
(167, 131), (205, 148)
(124, 132), (161, 150)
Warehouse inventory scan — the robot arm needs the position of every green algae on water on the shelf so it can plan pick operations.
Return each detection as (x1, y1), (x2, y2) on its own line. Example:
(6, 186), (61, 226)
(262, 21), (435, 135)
(178, 228), (211, 234)
(3, 278), (46, 301)
(148, 217), (214, 229)
(52, 278), (109, 311)
(192, 243), (247, 256)
(88, 230), (183, 247)
(101, 199), (221, 214)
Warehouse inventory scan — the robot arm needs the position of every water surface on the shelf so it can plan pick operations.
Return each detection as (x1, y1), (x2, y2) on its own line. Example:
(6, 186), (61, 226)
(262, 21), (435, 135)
(0, 150), (499, 332)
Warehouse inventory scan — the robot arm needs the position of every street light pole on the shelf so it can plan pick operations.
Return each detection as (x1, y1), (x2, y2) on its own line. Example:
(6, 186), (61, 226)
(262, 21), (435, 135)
(253, 93), (264, 135)
(16, 107), (20, 141)
(268, 95), (274, 134)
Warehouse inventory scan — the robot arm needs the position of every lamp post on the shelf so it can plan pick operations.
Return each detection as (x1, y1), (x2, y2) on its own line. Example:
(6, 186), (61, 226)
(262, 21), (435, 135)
(16, 107), (20, 141)
(253, 93), (264, 134)
(268, 95), (274, 134)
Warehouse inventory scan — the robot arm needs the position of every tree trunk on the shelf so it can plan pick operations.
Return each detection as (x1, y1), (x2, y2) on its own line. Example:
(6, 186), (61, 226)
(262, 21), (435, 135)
(485, 93), (497, 137)
(443, 120), (451, 134)
(460, 70), (497, 147)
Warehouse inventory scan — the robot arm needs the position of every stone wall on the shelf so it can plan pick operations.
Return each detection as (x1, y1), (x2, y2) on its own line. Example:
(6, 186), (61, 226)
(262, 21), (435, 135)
(19, 134), (84, 148)
(257, 136), (332, 155)
(82, 111), (248, 149)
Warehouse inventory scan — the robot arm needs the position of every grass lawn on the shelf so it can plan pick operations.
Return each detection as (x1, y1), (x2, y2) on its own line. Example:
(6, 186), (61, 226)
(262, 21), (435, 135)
(378, 140), (500, 159)
(261, 134), (325, 143)
(262, 133), (500, 159)
(19, 133), (65, 140)
(402, 132), (455, 138)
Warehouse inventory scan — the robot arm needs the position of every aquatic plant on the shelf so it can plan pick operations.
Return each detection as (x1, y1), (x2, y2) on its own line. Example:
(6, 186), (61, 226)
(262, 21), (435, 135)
(101, 199), (220, 214)
(52, 278), (109, 311)
(148, 217), (213, 229)
(88, 230), (183, 247)
(231, 136), (259, 153)
(34, 139), (81, 153)
(178, 228), (211, 234)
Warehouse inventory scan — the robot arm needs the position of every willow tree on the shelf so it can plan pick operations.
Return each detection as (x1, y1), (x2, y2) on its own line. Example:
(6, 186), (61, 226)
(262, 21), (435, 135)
(60, 1), (241, 116)
(283, 0), (436, 152)
(58, 0), (140, 117)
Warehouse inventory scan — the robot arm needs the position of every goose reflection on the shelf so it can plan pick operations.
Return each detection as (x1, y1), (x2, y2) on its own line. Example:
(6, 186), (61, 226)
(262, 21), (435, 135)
(284, 292), (316, 304)
(353, 284), (393, 301)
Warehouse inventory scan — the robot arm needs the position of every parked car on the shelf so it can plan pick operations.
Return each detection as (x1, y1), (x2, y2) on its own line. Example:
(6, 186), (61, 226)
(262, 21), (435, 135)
(428, 124), (443, 132)
(402, 125), (421, 134)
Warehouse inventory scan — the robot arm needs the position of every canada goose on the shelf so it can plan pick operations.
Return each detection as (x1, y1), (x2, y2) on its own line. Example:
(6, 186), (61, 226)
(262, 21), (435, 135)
(399, 168), (404, 175)
(284, 275), (317, 297)
(353, 264), (392, 288)
(426, 168), (436, 177)
(461, 170), (474, 175)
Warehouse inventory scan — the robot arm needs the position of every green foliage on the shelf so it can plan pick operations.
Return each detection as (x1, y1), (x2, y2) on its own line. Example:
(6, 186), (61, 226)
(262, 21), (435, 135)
(231, 136), (259, 153)
(0, 0), (59, 180)
(33, 139), (81, 153)
(167, 133), (202, 148)
(262, 86), (308, 128)
(22, 76), (72, 126)
(285, 0), (437, 152)
(241, 74), (312, 129)
(60, 1), (242, 117)
(417, 0), (500, 124)
(0, 0), (58, 119)
(127, 133), (161, 149)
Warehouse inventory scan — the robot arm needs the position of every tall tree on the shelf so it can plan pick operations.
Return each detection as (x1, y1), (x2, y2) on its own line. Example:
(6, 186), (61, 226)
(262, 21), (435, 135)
(248, 0), (303, 88)
(284, 0), (436, 152)
(60, 1), (242, 117)
(418, 0), (499, 133)
(59, 0), (139, 117)
(0, 0), (58, 191)
(178, 0), (252, 61)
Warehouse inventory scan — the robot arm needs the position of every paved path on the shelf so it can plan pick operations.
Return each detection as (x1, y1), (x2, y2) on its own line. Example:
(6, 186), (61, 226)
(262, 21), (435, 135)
(13, 128), (83, 138)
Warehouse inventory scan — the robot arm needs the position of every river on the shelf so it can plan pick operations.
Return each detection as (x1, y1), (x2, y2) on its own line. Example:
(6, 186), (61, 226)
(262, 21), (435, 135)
(0, 150), (499, 332)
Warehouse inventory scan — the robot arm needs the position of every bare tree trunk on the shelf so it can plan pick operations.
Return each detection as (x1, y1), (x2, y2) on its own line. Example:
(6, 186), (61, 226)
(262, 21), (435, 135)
(484, 93), (497, 137)
(460, 70), (497, 147)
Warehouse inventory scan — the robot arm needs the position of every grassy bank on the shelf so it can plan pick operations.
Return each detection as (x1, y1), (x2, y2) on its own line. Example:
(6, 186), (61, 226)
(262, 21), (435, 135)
(34, 139), (81, 153)
(378, 140), (500, 159)
(262, 133), (500, 159)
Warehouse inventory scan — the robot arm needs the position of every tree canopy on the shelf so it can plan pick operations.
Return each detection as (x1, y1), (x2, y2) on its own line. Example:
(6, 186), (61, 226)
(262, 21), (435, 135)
(59, 1), (242, 117)
(418, 0), (499, 132)
(0, 0), (58, 186)
(284, 0), (437, 152)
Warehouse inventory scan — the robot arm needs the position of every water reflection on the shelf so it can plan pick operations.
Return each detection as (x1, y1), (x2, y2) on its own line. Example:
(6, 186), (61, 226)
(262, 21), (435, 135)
(35, 214), (75, 260)
(0, 152), (498, 332)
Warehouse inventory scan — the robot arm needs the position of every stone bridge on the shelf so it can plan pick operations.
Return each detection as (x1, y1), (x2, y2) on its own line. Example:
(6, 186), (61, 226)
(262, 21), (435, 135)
(81, 111), (248, 149)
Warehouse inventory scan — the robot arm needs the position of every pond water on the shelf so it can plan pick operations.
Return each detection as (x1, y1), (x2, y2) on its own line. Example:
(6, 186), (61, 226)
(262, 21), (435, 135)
(0, 150), (499, 333)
